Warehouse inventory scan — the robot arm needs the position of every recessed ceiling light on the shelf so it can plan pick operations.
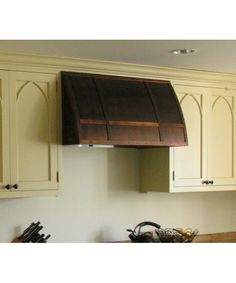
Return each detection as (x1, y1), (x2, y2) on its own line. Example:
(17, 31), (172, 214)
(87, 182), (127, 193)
(170, 49), (198, 55)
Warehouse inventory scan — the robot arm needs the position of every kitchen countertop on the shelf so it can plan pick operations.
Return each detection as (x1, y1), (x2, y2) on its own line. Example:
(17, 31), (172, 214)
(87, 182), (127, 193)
(192, 232), (236, 243)
(114, 232), (236, 243)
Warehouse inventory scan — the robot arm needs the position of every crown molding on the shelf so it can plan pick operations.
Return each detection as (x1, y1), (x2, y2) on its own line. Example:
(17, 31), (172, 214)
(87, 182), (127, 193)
(0, 51), (236, 85)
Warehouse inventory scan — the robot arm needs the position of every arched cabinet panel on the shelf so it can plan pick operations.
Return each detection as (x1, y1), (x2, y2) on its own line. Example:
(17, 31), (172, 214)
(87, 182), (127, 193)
(16, 81), (50, 182)
(208, 90), (236, 185)
(173, 90), (206, 186)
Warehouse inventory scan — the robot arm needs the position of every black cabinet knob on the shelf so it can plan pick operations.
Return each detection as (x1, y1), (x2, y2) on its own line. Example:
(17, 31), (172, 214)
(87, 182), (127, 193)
(4, 184), (12, 190)
(4, 184), (19, 190)
(208, 180), (214, 184)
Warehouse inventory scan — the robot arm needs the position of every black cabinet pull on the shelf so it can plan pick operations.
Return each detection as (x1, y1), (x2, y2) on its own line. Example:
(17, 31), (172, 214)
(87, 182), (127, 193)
(12, 184), (18, 189)
(208, 180), (214, 185)
(4, 184), (12, 190)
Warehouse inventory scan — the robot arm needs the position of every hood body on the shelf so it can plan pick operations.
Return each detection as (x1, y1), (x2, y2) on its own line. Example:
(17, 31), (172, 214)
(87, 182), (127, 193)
(61, 71), (187, 147)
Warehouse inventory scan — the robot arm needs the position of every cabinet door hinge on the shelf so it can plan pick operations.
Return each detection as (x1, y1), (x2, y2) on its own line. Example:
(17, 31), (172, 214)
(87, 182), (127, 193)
(172, 171), (175, 181)
(56, 171), (59, 183)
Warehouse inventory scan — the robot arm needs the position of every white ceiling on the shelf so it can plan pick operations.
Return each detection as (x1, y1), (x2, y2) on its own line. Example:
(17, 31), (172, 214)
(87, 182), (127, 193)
(1, 40), (236, 74)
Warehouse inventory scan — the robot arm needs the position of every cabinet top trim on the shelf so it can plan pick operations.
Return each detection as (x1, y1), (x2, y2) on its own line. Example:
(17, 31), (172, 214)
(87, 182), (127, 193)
(0, 51), (236, 85)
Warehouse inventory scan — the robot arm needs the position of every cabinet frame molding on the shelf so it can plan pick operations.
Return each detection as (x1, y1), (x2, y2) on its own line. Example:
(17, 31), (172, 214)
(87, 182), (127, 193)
(0, 51), (236, 87)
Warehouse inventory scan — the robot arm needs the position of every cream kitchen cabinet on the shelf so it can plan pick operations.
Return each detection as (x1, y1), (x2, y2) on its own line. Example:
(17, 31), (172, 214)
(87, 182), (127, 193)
(0, 70), (61, 198)
(140, 83), (236, 192)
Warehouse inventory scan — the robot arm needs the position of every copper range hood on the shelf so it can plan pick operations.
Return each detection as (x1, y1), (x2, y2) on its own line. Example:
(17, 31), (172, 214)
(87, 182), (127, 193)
(61, 71), (187, 147)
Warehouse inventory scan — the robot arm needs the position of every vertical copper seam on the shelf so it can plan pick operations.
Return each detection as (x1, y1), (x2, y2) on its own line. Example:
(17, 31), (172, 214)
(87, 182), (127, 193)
(144, 82), (162, 141)
(92, 78), (112, 140)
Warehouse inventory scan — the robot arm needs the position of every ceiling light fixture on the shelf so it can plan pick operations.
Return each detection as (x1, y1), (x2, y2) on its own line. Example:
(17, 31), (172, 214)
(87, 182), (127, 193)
(170, 49), (197, 55)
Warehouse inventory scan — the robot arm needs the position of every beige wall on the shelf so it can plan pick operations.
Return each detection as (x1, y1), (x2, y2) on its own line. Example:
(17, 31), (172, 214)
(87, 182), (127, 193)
(1, 146), (236, 242)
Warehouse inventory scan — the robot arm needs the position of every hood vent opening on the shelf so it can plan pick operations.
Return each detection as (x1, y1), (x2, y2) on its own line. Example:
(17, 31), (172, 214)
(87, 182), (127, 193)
(61, 71), (188, 148)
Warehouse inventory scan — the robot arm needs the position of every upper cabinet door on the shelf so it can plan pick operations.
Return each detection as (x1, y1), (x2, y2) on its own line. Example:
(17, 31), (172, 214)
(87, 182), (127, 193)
(0, 71), (10, 190)
(172, 85), (208, 187)
(208, 88), (236, 186)
(9, 72), (59, 191)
